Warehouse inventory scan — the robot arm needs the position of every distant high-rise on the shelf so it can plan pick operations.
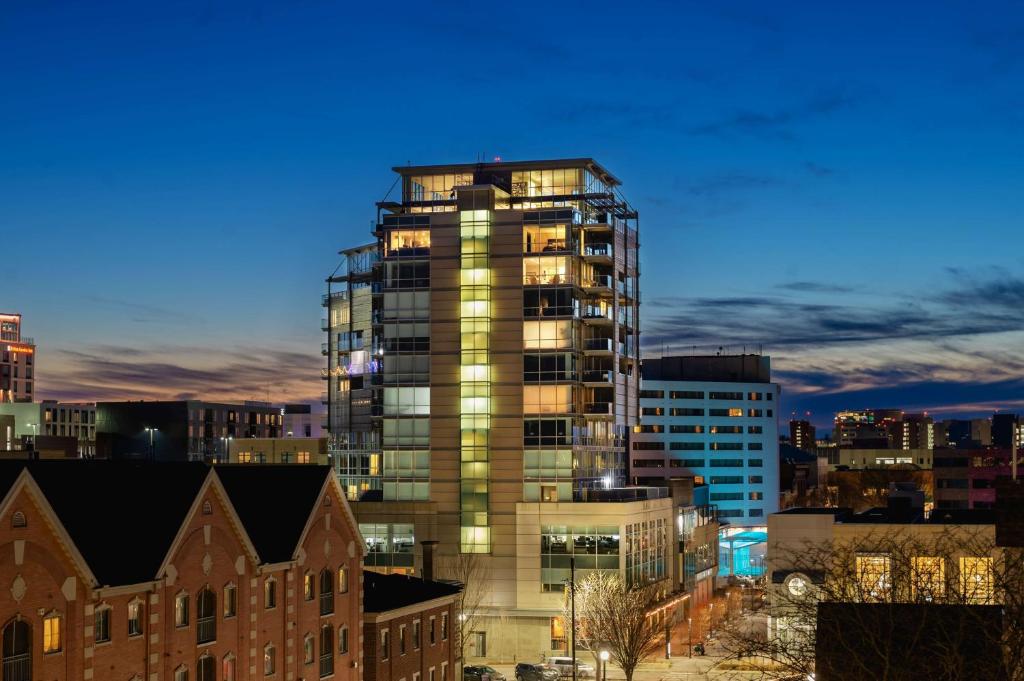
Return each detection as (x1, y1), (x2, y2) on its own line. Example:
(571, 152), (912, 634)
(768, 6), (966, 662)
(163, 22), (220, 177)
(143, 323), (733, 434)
(0, 313), (35, 403)
(632, 354), (781, 525)
(789, 419), (816, 451)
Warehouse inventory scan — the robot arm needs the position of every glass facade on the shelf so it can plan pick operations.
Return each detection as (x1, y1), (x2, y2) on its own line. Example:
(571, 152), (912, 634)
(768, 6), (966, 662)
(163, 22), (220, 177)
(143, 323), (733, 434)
(540, 525), (620, 591)
(360, 523), (415, 573)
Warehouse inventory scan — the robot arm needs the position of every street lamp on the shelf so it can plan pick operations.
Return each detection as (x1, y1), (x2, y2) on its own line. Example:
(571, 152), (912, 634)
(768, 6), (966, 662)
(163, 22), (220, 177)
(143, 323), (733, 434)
(27, 423), (38, 454)
(144, 427), (158, 460)
(598, 650), (609, 681)
(220, 436), (233, 463)
(687, 617), (693, 657)
(709, 603), (715, 639)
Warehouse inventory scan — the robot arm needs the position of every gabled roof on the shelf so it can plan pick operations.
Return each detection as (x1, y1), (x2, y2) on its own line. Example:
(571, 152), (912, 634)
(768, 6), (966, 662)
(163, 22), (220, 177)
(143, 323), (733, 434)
(0, 461), (209, 586)
(213, 465), (332, 563)
(363, 572), (462, 613)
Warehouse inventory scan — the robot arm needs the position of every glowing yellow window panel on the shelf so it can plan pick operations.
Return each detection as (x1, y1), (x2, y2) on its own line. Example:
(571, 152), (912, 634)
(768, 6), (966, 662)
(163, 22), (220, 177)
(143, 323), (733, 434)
(960, 556), (993, 604)
(460, 269), (490, 286)
(461, 397), (490, 414)
(912, 556), (945, 601)
(461, 365), (490, 382)
(855, 555), (891, 602)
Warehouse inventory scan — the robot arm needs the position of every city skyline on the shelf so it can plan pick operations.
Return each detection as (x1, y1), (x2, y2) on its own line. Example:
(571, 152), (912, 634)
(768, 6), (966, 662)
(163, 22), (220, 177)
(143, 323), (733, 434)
(4, 1), (1023, 427)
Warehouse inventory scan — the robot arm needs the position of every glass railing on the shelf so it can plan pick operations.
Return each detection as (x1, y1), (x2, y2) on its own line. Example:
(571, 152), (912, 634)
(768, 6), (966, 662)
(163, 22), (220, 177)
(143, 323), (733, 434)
(584, 274), (613, 289)
(584, 338), (614, 352)
(583, 370), (614, 384)
(584, 244), (613, 257)
(582, 305), (613, 321)
(583, 402), (612, 415)
(320, 318), (329, 331)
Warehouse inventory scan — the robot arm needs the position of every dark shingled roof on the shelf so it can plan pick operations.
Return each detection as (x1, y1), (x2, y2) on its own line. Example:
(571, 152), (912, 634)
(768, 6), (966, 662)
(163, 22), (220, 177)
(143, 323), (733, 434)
(214, 465), (332, 564)
(0, 461), (209, 586)
(363, 572), (462, 613)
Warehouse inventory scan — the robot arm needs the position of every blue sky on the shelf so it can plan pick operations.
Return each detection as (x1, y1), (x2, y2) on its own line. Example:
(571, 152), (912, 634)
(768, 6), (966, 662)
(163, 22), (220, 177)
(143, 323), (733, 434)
(3, 0), (1023, 426)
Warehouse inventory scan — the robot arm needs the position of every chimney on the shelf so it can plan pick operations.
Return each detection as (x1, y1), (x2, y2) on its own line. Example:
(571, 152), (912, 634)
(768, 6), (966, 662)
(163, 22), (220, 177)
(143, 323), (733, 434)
(421, 540), (439, 581)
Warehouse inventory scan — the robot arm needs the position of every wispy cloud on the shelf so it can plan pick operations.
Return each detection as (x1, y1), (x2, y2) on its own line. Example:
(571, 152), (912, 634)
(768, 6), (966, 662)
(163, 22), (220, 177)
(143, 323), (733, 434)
(37, 344), (321, 405)
(775, 281), (854, 294)
(689, 88), (861, 140)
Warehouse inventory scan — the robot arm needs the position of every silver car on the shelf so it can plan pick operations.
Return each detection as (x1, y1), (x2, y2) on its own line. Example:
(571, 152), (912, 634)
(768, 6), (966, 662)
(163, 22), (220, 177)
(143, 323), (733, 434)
(545, 657), (595, 679)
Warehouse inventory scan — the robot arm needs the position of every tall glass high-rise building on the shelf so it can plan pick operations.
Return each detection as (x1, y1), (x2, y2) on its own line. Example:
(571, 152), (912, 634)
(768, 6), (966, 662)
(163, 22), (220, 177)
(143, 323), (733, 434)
(324, 159), (669, 660)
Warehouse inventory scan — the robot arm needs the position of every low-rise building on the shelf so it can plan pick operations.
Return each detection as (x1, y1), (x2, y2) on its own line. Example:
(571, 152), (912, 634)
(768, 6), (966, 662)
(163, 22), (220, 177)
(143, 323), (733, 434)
(227, 437), (328, 464)
(0, 401), (96, 458)
(820, 446), (933, 470)
(362, 572), (461, 681)
(96, 400), (283, 461)
(0, 462), (363, 681)
(933, 448), (1021, 510)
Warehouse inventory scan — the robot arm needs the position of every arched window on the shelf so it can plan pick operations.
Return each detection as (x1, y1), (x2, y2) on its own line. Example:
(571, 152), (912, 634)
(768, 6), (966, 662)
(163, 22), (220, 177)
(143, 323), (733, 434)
(197, 653), (215, 681)
(263, 644), (276, 676)
(338, 565), (349, 594)
(303, 634), (314, 665)
(196, 587), (216, 644)
(318, 625), (334, 678)
(2, 619), (31, 681)
(318, 569), (334, 616)
(11, 512), (26, 529)
(222, 654), (236, 681)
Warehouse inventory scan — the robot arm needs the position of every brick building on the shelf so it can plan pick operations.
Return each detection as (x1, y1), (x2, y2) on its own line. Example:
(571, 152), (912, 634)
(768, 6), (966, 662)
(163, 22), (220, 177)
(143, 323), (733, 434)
(0, 462), (362, 681)
(362, 572), (460, 681)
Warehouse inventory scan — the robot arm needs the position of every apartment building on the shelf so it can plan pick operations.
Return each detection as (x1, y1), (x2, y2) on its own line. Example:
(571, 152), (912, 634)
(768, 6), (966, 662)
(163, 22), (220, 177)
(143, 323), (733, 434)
(789, 419), (815, 451)
(96, 400), (283, 461)
(631, 354), (781, 524)
(0, 401), (96, 457)
(0, 462), (362, 681)
(324, 158), (656, 660)
(0, 313), (35, 403)
(227, 436), (328, 464)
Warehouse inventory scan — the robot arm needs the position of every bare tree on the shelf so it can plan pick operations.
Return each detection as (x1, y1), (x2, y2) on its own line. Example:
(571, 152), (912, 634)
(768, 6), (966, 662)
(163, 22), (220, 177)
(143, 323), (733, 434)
(438, 552), (490, 666)
(564, 572), (665, 681)
(717, 526), (1024, 681)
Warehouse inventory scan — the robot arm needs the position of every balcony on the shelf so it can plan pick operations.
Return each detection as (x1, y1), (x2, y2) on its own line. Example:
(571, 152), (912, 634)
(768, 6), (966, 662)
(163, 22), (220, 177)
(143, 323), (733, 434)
(583, 337), (615, 356)
(582, 305), (613, 326)
(583, 402), (613, 418)
(583, 244), (613, 265)
(320, 318), (330, 331)
(582, 370), (614, 387)
(582, 274), (614, 296)
(617, 279), (636, 301)
(321, 342), (329, 355)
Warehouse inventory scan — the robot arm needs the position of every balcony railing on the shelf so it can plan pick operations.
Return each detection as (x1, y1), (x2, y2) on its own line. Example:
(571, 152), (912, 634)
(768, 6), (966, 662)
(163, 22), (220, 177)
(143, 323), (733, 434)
(320, 318), (329, 331)
(3, 655), (30, 681)
(319, 591), (334, 616)
(584, 338), (614, 352)
(584, 244), (613, 258)
(321, 342), (329, 355)
(583, 401), (613, 415)
(583, 370), (614, 384)
(197, 616), (216, 644)
(319, 654), (334, 678)
(582, 305), (613, 323)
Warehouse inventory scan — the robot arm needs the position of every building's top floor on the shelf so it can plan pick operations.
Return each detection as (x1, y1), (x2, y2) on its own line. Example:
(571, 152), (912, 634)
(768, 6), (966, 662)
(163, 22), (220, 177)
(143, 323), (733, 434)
(97, 399), (282, 414)
(381, 158), (636, 221)
(641, 354), (772, 384)
(0, 313), (22, 342)
(775, 504), (995, 526)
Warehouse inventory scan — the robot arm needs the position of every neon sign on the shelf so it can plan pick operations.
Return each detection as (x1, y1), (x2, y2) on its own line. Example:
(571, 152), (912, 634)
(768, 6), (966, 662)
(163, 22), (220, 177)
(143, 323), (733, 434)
(6, 343), (33, 354)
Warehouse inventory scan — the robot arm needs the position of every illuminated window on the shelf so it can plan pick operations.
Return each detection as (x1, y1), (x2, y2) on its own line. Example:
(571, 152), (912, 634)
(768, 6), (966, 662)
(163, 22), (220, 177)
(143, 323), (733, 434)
(297, 452), (310, 464)
(42, 612), (61, 653)
(175, 592), (189, 627)
(523, 320), (573, 350)
(523, 385), (574, 414)
(960, 556), (993, 604)
(523, 224), (569, 253)
(912, 556), (945, 602)
(304, 573), (315, 601)
(387, 229), (430, 255)
(855, 554), (891, 602)
(338, 565), (349, 594)
(524, 256), (570, 286)
(237, 452), (252, 463)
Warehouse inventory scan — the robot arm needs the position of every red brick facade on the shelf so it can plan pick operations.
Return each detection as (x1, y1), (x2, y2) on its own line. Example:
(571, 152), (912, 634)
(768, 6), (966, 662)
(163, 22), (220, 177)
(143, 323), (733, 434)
(0, 464), (363, 681)
(363, 599), (457, 681)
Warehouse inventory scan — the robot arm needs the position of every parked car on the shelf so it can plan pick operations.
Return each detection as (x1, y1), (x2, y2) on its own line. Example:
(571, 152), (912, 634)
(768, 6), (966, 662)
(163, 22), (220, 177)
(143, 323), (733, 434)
(464, 666), (507, 681)
(514, 663), (560, 681)
(546, 657), (596, 679)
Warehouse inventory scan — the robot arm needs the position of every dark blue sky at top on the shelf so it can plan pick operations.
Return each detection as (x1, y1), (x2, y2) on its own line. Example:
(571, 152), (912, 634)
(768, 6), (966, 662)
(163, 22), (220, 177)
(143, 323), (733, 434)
(2, 0), (1023, 426)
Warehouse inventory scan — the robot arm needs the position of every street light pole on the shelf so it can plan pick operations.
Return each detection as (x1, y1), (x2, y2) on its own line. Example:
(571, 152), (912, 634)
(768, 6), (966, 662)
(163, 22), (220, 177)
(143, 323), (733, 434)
(687, 617), (692, 657)
(570, 556), (577, 681)
(598, 650), (609, 681)
(145, 427), (158, 460)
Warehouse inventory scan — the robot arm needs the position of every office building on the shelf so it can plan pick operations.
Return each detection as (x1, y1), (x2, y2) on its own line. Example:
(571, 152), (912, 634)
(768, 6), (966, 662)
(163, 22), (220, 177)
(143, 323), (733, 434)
(0, 462), (362, 681)
(326, 158), (660, 660)
(891, 412), (934, 450)
(789, 419), (816, 451)
(833, 409), (902, 448)
(933, 448), (1020, 510)
(632, 354), (781, 525)
(942, 418), (992, 448)
(96, 400), (283, 461)
(992, 413), (1021, 450)
(0, 313), (35, 403)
